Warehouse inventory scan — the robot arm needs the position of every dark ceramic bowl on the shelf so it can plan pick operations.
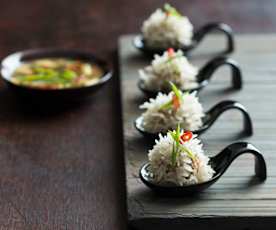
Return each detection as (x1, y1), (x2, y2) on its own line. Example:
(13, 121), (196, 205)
(0, 49), (112, 101)
(134, 22), (234, 57)
(140, 142), (267, 196)
(138, 56), (242, 98)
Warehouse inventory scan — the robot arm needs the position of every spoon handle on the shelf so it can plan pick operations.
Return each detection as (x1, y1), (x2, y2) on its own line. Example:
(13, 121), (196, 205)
(204, 100), (253, 135)
(193, 22), (234, 54)
(212, 142), (267, 181)
(197, 56), (242, 89)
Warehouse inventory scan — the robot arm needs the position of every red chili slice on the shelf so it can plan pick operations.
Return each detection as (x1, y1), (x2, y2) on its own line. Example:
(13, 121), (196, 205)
(167, 48), (174, 57)
(172, 94), (180, 110)
(180, 131), (193, 143)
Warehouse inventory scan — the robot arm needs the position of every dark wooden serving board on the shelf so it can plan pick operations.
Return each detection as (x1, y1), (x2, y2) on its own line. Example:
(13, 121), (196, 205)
(119, 34), (276, 230)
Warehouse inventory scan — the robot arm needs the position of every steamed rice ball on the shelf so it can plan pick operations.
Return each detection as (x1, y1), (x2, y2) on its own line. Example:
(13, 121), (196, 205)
(140, 87), (204, 133)
(139, 49), (199, 91)
(142, 4), (193, 48)
(148, 129), (215, 186)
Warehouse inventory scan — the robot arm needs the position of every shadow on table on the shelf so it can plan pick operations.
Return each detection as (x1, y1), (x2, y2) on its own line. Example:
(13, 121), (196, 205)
(0, 85), (94, 122)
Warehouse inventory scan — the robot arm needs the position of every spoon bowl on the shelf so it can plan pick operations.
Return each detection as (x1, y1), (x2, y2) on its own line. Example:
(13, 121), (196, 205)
(134, 22), (234, 57)
(135, 100), (253, 139)
(140, 142), (267, 196)
(138, 56), (242, 98)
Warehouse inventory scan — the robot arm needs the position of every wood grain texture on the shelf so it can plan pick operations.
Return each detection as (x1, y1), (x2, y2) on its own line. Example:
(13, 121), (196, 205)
(0, 1), (129, 229)
(1, 0), (276, 229)
(0, 70), (127, 230)
(119, 35), (276, 230)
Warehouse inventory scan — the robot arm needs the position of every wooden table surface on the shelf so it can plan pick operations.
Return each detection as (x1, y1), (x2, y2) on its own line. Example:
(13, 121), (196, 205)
(0, 0), (276, 229)
(120, 34), (276, 230)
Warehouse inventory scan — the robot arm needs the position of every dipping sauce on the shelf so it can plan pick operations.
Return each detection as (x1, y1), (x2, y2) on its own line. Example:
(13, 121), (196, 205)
(11, 58), (104, 89)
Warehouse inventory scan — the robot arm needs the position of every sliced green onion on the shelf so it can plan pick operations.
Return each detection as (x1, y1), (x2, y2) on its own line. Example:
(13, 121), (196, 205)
(164, 3), (182, 17)
(160, 100), (173, 110)
(165, 53), (183, 64)
(169, 124), (195, 166)
(61, 70), (77, 80)
(169, 82), (182, 100)
(180, 145), (195, 160)
(160, 82), (183, 110)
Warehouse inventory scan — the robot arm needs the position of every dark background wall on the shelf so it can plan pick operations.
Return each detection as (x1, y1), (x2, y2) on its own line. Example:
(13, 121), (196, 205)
(0, 0), (275, 60)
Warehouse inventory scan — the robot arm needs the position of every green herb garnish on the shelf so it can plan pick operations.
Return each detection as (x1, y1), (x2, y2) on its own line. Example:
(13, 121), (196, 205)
(179, 144), (195, 160)
(170, 82), (181, 100)
(160, 82), (184, 110)
(16, 67), (78, 86)
(164, 3), (182, 18)
(165, 53), (183, 64)
(61, 69), (77, 80)
(169, 124), (195, 166)
(169, 124), (182, 166)
(160, 100), (173, 110)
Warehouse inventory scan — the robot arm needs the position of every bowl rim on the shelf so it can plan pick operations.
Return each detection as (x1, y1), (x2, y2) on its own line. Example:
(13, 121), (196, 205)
(0, 48), (112, 91)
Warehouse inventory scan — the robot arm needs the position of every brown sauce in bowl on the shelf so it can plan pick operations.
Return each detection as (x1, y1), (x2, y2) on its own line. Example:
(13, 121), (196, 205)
(11, 58), (104, 89)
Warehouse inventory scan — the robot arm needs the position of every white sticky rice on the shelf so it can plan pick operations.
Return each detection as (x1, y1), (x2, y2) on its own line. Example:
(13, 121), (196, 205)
(140, 91), (204, 133)
(142, 8), (193, 48)
(139, 49), (199, 91)
(148, 132), (215, 186)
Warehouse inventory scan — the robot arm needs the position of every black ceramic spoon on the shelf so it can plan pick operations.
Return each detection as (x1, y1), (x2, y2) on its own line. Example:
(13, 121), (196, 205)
(134, 22), (234, 57)
(138, 56), (242, 98)
(140, 142), (267, 196)
(135, 100), (253, 139)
